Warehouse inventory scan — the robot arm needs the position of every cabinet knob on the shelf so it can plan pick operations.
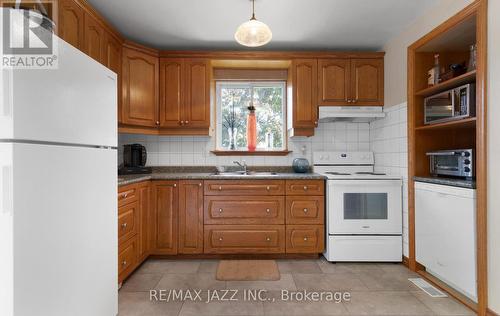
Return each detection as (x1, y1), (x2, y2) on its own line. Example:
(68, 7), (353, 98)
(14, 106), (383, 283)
(266, 186), (270, 191)
(303, 186), (308, 191)
(121, 222), (127, 229)
(185, 120), (189, 124)
(266, 208), (270, 213)
(173, 183), (177, 188)
(347, 99), (352, 103)
(199, 183), (202, 187)
(122, 260), (127, 266)
(218, 208), (223, 213)
(314, 121), (318, 125)
(156, 121), (160, 125)
(352, 99), (357, 103)
(218, 186), (222, 191)
(303, 237), (308, 241)
(180, 121), (184, 125)
(303, 208), (308, 213)
(219, 237), (223, 241)
(266, 237), (271, 241)
(123, 193), (128, 198)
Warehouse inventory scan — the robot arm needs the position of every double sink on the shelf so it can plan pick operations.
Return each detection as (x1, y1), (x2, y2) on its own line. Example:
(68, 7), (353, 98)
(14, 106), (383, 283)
(211, 171), (278, 177)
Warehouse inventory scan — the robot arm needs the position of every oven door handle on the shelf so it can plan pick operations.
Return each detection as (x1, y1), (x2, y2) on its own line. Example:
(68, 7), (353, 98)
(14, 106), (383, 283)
(426, 151), (457, 156)
(434, 165), (459, 171)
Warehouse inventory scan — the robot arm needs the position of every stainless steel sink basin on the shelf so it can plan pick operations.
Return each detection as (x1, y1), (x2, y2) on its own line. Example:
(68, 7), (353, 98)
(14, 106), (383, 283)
(211, 171), (278, 176)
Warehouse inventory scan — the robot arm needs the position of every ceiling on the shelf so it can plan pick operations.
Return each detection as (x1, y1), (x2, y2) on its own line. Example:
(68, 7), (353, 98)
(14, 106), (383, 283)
(87, 0), (439, 51)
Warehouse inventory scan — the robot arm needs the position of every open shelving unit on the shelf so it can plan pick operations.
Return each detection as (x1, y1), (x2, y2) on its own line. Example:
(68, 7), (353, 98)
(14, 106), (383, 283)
(407, 1), (488, 315)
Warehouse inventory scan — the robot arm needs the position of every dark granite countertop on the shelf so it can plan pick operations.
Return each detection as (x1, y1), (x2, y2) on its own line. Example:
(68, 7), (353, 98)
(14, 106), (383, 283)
(414, 176), (476, 189)
(118, 166), (326, 186)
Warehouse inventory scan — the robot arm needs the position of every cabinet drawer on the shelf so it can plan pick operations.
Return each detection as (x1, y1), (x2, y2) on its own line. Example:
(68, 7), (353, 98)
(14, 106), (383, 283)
(286, 180), (324, 196)
(118, 237), (137, 282)
(118, 201), (139, 244)
(286, 225), (324, 253)
(204, 196), (285, 225)
(286, 196), (324, 224)
(118, 185), (138, 207)
(204, 225), (285, 254)
(204, 180), (285, 196)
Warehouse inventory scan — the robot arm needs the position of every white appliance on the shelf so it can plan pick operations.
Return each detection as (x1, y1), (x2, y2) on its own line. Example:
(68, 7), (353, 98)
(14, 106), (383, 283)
(313, 152), (403, 262)
(318, 106), (385, 123)
(0, 28), (118, 316)
(415, 182), (477, 302)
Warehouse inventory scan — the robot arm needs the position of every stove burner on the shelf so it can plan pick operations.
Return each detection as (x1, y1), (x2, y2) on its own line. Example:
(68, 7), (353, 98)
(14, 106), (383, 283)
(355, 172), (386, 175)
(325, 172), (351, 175)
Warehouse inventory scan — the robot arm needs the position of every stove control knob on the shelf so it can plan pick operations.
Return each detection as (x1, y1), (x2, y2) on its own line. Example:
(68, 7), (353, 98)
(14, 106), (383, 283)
(464, 159), (471, 165)
(464, 167), (471, 173)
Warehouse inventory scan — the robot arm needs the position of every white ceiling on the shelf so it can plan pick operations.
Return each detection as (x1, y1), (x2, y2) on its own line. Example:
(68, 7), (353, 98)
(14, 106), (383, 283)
(87, 0), (439, 51)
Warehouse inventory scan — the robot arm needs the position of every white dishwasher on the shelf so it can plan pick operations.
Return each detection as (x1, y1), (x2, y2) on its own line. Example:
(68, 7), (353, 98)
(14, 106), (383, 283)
(415, 181), (477, 302)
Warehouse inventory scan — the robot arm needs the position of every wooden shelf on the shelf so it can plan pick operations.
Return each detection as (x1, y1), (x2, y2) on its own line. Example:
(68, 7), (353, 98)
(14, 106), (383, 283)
(415, 117), (476, 131)
(415, 70), (476, 97)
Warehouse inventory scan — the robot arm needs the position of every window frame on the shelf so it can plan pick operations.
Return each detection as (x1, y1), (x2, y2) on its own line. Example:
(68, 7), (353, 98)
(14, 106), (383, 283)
(214, 80), (288, 153)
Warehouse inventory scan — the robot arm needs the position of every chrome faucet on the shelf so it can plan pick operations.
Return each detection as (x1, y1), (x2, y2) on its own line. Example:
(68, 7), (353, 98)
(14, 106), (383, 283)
(233, 160), (248, 174)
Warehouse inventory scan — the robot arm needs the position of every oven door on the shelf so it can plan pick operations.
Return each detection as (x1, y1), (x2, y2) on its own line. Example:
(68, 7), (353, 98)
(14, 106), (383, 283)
(328, 179), (402, 235)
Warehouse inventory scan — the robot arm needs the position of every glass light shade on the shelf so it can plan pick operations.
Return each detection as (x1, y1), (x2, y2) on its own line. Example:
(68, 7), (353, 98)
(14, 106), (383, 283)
(234, 19), (272, 47)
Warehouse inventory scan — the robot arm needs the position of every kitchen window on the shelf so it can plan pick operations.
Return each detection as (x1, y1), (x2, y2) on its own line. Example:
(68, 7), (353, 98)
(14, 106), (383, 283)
(215, 81), (286, 153)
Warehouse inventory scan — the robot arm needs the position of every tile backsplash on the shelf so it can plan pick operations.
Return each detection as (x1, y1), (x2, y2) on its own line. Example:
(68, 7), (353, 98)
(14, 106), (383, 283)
(118, 122), (370, 167)
(369, 102), (409, 256)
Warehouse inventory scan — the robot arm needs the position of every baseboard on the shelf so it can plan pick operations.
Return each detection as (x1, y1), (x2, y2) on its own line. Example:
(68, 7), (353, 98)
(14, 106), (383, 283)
(402, 256), (409, 267)
(487, 308), (500, 316)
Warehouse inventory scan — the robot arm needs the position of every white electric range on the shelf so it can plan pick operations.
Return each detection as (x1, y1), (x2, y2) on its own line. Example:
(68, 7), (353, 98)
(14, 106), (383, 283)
(313, 152), (403, 262)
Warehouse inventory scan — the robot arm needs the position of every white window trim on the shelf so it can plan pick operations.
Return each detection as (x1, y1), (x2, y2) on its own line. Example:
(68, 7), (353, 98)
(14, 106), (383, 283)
(215, 81), (287, 152)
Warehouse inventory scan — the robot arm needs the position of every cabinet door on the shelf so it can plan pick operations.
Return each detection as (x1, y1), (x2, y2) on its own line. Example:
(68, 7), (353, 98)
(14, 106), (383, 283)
(350, 58), (384, 106)
(183, 59), (210, 128)
(122, 47), (159, 127)
(292, 59), (318, 129)
(103, 34), (122, 122)
(58, 0), (85, 50)
(159, 58), (183, 128)
(137, 183), (151, 261)
(178, 180), (204, 254)
(83, 13), (105, 64)
(152, 181), (178, 254)
(318, 59), (350, 105)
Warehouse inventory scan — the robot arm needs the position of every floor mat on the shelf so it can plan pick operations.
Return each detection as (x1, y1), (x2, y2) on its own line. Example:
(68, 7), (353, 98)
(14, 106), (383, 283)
(216, 260), (280, 281)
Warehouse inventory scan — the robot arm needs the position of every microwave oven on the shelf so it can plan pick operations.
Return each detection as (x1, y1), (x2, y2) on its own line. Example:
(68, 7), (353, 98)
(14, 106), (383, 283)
(424, 83), (475, 125)
(426, 149), (473, 179)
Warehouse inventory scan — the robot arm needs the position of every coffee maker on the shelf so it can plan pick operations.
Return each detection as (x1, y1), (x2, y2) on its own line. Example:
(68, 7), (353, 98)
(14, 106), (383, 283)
(118, 144), (152, 175)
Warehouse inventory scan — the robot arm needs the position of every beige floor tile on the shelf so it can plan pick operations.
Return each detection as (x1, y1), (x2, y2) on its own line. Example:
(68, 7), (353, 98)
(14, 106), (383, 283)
(317, 260), (356, 274)
(263, 290), (349, 315)
(137, 260), (201, 274)
(155, 273), (226, 291)
(356, 270), (421, 291)
(344, 291), (435, 315)
(293, 273), (368, 291)
(179, 300), (264, 316)
(121, 273), (163, 292)
(277, 259), (323, 274)
(226, 273), (297, 291)
(197, 260), (219, 273)
(411, 291), (475, 315)
(118, 291), (183, 316)
(377, 263), (420, 276)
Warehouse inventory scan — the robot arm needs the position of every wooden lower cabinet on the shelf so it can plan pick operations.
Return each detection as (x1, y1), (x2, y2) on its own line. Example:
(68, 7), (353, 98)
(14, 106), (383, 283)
(152, 181), (178, 255)
(286, 196), (324, 225)
(118, 200), (139, 245)
(178, 180), (204, 254)
(286, 225), (324, 253)
(118, 233), (138, 283)
(204, 225), (286, 254)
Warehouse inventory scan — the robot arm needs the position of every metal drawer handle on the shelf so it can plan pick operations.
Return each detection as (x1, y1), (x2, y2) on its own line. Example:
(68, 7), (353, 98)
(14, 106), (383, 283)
(219, 208), (223, 213)
(266, 208), (270, 213)
(266, 237), (271, 241)
(303, 208), (308, 213)
(362, 225), (370, 229)
(121, 222), (127, 229)
(122, 260), (127, 266)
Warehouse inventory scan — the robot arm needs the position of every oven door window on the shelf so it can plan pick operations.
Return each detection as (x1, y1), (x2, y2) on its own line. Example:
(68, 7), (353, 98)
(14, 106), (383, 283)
(343, 193), (388, 220)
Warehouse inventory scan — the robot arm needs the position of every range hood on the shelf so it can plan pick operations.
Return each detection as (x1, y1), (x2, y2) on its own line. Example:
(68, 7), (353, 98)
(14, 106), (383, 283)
(318, 106), (385, 123)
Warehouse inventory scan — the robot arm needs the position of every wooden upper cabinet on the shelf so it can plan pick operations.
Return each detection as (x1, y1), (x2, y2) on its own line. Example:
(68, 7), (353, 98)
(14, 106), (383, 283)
(122, 46), (159, 127)
(103, 34), (122, 122)
(318, 59), (350, 105)
(178, 180), (204, 254)
(292, 59), (318, 129)
(183, 59), (210, 128)
(58, 0), (85, 50)
(159, 58), (183, 128)
(152, 181), (178, 254)
(159, 58), (210, 129)
(350, 58), (384, 106)
(83, 13), (105, 64)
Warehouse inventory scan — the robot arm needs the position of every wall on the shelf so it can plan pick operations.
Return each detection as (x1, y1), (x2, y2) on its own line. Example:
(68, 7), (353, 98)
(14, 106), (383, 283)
(383, 0), (474, 107)
(370, 103), (409, 256)
(487, 0), (500, 312)
(118, 122), (370, 167)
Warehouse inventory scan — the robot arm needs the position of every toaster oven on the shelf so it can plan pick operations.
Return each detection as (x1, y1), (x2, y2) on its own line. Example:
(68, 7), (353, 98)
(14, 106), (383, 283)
(426, 149), (473, 179)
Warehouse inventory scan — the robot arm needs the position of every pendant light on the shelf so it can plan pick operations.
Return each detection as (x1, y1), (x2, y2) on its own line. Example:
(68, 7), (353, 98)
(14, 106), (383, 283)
(234, 0), (272, 47)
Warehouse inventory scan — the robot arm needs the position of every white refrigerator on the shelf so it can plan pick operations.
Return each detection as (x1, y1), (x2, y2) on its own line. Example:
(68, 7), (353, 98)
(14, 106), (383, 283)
(0, 30), (118, 315)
